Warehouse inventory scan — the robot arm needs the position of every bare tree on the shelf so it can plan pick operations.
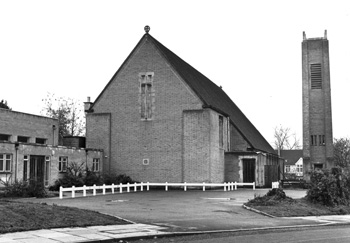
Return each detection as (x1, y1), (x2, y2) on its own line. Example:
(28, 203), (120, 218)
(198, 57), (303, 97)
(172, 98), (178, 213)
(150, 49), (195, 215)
(274, 125), (301, 155)
(41, 93), (85, 144)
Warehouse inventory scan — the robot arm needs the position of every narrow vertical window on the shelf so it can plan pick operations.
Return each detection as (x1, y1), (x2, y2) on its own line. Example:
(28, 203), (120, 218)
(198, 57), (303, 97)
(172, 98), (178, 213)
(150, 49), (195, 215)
(139, 72), (154, 120)
(45, 156), (50, 186)
(23, 155), (28, 181)
(322, 135), (325, 145)
(219, 116), (223, 148)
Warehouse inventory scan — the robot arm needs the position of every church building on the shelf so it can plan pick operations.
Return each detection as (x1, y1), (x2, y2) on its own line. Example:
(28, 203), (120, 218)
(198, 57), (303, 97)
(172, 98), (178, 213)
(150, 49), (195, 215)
(85, 26), (280, 186)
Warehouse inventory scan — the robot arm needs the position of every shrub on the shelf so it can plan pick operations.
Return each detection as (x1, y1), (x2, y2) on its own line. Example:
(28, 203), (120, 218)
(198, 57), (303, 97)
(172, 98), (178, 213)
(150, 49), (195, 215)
(306, 167), (350, 206)
(247, 188), (293, 206)
(4, 180), (47, 198)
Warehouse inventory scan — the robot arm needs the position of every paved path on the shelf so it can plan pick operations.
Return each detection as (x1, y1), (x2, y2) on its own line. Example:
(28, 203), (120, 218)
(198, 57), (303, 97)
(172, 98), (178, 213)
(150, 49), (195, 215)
(0, 224), (170, 243)
(2, 189), (350, 242)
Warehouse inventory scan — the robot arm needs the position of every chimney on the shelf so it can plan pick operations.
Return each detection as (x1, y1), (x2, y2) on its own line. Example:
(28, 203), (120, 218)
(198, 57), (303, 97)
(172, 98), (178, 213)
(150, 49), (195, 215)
(84, 96), (93, 113)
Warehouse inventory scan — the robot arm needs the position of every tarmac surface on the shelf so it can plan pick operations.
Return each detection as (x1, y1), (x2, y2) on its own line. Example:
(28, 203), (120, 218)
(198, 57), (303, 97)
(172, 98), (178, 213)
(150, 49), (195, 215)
(2, 188), (350, 242)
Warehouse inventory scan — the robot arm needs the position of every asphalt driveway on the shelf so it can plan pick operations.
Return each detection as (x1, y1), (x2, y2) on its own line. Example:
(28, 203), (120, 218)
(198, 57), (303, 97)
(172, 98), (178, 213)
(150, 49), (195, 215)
(19, 188), (322, 232)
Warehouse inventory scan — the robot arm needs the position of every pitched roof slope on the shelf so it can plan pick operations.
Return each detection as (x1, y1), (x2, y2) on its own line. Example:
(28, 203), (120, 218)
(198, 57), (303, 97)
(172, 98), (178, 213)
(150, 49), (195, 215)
(91, 33), (275, 154)
(149, 34), (275, 154)
(278, 150), (303, 165)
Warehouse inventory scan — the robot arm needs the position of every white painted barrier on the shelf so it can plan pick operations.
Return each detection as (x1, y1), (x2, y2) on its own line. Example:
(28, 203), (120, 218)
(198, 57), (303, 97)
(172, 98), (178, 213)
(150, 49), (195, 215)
(59, 181), (256, 199)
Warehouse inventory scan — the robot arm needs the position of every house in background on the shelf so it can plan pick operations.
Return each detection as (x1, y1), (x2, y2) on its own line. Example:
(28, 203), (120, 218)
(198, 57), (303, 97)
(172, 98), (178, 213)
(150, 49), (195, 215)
(85, 26), (281, 187)
(279, 150), (303, 178)
(0, 108), (103, 187)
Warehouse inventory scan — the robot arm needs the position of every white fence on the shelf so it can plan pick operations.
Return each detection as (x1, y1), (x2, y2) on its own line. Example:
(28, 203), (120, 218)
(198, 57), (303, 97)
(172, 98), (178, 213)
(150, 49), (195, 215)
(59, 181), (255, 199)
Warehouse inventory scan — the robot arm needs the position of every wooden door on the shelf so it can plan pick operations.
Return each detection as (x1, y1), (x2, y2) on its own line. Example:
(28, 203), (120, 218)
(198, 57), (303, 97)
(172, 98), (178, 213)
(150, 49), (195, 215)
(243, 159), (255, 183)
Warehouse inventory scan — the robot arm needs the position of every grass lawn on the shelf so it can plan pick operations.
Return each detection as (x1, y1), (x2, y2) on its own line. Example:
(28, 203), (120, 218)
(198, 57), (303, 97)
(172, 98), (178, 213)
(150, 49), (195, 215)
(245, 192), (350, 217)
(0, 199), (129, 234)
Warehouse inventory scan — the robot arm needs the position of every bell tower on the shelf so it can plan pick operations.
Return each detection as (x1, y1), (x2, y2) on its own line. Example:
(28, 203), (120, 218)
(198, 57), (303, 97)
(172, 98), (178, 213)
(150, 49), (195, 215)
(302, 30), (334, 178)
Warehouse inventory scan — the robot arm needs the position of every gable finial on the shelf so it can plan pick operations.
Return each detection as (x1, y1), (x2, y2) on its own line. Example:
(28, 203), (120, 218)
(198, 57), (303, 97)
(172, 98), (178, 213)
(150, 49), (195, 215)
(144, 25), (150, 34)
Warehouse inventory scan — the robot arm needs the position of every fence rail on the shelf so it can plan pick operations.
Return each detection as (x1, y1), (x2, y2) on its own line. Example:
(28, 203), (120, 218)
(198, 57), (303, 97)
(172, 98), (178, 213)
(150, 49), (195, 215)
(59, 181), (255, 199)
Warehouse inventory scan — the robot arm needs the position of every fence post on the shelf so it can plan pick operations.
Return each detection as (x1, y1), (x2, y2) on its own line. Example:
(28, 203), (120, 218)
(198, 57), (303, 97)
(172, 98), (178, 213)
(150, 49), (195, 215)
(165, 182), (168, 191)
(184, 182), (187, 191)
(112, 183), (115, 194)
(127, 183), (130, 193)
(141, 182), (143, 191)
(203, 182), (205, 191)
(93, 184), (96, 196)
(120, 183), (122, 193)
(72, 186), (75, 198)
(83, 185), (86, 197)
(231, 182), (233, 191)
(134, 182), (137, 192)
(147, 182), (150, 191)
(235, 181), (237, 190)
(102, 184), (105, 195)
(59, 186), (63, 199)
(224, 182), (226, 192)
(253, 182), (256, 190)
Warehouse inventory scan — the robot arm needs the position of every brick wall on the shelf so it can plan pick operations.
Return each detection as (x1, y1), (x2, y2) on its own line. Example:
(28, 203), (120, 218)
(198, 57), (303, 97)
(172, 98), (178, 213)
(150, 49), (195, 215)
(87, 37), (204, 182)
(86, 113), (111, 172)
(0, 109), (59, 146)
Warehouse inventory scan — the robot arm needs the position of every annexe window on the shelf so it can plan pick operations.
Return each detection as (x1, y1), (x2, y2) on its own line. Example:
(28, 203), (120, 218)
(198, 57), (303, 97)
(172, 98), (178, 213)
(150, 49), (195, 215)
(0, 154), (11, 172)
(92, 158), (100, 172)
(58, 156), (68, 172)
(219, 116), (223, 148)
(310, 63), (322, 89)
(0, 134), (10, 141)
(139, 72), (154, 120)
(17, 136), (29, 143)
(35, 138), (47, 145)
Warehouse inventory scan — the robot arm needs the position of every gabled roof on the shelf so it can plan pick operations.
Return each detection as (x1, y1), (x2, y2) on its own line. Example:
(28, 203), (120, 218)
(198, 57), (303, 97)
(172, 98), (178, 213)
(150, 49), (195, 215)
(91, 33), (275, 154)
(278, 150), (303, 165)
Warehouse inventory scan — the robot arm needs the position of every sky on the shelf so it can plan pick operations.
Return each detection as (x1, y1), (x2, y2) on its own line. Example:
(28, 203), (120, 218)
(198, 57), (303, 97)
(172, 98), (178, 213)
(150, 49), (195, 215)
(1, 0), (349, 147)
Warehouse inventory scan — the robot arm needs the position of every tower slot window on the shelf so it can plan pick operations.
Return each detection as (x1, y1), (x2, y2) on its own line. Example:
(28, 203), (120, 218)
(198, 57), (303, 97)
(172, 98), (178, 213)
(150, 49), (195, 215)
(139, 72), (154, 120)
(310, 63), (322, 89)
(311, 135), (317, 146)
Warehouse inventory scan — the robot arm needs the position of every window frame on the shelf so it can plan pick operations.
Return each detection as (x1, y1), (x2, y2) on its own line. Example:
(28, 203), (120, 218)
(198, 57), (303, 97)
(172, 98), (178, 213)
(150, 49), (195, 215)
(35, 138), (47, 145)
(0, 154), (12, 172)
(17, 136), (30, 143)
(58, 156), (68, 173)
(92, 158), (100, 172)
(139, 72), (154, 120)
(0, 134), (11, 142)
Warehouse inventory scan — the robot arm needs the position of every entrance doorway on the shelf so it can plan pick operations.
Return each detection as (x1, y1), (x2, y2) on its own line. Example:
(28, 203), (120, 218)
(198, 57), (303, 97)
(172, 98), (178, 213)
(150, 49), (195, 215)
(29, 156), (45, 185)
(243, 158), (255, 183)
